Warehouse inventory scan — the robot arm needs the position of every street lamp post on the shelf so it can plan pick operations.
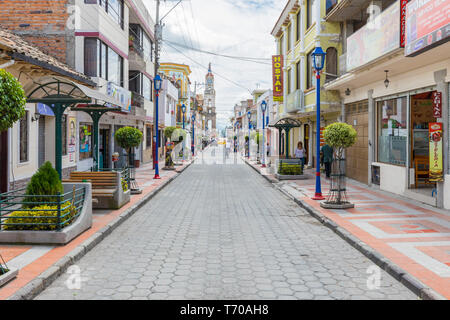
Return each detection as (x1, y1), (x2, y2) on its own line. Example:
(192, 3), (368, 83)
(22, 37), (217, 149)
(261, 100), (267, 168)
(311, 45), (326, 200)
(153, 74), (162, 180)
(182, 103), (186, 162)
(191, 114), (196, 156)
(247, 111), (251, 159)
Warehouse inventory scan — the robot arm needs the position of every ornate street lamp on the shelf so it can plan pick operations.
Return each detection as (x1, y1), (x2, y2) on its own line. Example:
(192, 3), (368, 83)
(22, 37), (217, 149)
(247, 111), (251, 159)
(182, 103), (186, 161)
(153, 74), (162, 179)
(311, 46), (326, 200)
(191, 113), (196, 156)
(260, 100), (267, 168)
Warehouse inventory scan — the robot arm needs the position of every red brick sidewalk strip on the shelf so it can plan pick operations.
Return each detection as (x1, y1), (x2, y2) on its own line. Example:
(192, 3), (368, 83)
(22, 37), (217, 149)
(244, 158), (449, 300)
(0, 160), (194, 300)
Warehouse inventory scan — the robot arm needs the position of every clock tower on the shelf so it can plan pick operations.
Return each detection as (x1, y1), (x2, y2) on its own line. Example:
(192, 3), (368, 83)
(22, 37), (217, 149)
(203, 63), (216, 130)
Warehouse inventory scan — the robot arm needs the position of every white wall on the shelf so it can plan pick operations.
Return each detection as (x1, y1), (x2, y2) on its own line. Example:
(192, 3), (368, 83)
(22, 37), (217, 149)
(377, 162), (407, 196)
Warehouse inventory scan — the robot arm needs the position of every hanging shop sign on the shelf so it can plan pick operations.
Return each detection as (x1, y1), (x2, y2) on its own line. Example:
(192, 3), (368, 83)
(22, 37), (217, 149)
(106, 82), (132, 113)
(347, 1), (400, 71)
(429, 122), (443, 182)
(400, 0), (409, 48)
(272, 55), (284, 102)
(405, 0), (450, 56)
(432, 91), (442, 118)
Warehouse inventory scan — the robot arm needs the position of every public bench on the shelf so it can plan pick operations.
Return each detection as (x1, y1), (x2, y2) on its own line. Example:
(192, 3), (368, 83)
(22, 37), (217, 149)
(64, 171), (130, 209)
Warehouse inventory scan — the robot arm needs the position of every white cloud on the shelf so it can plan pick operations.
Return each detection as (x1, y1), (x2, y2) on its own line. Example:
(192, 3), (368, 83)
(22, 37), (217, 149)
(144, 0), (285, 131)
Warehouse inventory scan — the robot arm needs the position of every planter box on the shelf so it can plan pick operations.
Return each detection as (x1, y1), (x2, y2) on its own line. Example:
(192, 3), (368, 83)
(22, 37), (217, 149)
(0, 183), (93, 245)
(0, 267), (18, 287)
(275, 173), (310, 180)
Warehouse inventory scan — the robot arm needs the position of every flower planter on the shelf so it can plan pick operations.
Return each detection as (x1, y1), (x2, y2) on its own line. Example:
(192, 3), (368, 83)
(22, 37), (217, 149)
(0, 267), (18, 288)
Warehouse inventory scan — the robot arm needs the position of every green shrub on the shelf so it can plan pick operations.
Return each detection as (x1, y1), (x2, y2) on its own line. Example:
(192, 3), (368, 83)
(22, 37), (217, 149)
(323, 122), (357, 159)
(0, 69), (27, 132)
(278, 163), (303, 175)
(4, 201), (76, 230)
(121, 178), (128, 192)
(114, 127), (143, 150)
(23, 161), (63, 208)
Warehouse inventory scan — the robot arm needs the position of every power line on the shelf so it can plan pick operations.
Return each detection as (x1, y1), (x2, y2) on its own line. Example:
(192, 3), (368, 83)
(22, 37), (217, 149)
(162, 40), (272, 65)
(165, 42), (252, 94)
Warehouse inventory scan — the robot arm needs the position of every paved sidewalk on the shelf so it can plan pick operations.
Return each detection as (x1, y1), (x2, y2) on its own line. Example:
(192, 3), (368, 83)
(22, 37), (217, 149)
(0, 160), (192, 300)
(34, 147), (416, 300)
(245, 159), (450, 299)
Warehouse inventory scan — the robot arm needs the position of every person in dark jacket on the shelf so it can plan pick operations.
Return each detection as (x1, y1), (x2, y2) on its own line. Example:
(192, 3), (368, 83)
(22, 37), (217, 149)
(321, 144), (333, 179)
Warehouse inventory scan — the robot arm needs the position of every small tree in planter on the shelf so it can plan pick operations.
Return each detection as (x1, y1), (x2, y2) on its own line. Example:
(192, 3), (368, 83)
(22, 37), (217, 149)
(321, 122), (357, 209)
(114, 126), (143, 168)
(0, 69), (27, 132)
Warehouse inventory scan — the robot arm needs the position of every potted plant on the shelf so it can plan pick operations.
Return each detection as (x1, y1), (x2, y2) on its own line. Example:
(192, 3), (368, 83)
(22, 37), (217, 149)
(320, 122), (357, 209)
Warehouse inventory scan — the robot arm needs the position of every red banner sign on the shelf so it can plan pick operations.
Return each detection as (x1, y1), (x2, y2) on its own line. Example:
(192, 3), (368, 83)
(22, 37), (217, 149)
(433, 91), (442, 118)
(429, 122), (443, 182)
(320, 127), (325, 147)
(272, 55), (283, 102)
(400, 0), (409, 47)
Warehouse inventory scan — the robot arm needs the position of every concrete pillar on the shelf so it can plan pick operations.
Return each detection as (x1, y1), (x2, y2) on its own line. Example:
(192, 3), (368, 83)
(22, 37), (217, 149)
(368, 89), (374, 185)
(434, 69), (448, 208)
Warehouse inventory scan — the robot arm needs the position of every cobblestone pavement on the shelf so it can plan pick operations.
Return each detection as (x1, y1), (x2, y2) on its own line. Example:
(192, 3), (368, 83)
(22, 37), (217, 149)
(35, 147), (418, 300)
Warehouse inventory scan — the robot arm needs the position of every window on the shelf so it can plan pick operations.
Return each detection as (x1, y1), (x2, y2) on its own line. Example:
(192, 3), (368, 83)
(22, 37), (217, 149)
(287, 69), (291, 94)
(296, 61), (300, 90)
(143, 75), (151, 101)
(84, 38), (123, 86)
(377, 97), (408, 166)
(62, 115), (67, 156)
(325, 47), (338, 82)
(307, 0), (316, 30)
(306, 51), (314, 89)
(143, 33), (153, 63)
(130, 23), (153, 62)
(296, 10), (301, 42)
(79, 124), (93, 160)
(326, 0), (338, 15)
(146, 126), (152, 149)
(129, 71), (141, 94)
(19, 111), (28, 163)
(99, 0), (124, 29)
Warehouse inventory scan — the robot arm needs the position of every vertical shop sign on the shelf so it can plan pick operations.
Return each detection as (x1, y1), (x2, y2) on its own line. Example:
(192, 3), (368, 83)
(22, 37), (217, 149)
(320, 127), (325, 147)
(68, 117), (76, 162)
(400, 0), (409, 47)
(272, 55), (284, 102)
(432, 91), (442, 118)
(429, 122), (443, 182)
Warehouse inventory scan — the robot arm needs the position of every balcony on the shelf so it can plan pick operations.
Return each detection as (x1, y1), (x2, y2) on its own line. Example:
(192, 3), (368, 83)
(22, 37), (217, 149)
(325, 0), (373, 22)
(131, 92), (144, 109)
(285, 89), (304, 114)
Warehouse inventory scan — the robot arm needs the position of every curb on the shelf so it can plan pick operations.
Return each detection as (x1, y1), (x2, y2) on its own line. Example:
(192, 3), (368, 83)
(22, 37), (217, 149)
(8, 162), (193, 300)
(244, 158), (446, 300)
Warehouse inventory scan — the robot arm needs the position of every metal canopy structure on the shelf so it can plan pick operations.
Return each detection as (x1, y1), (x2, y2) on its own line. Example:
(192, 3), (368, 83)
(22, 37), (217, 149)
(269, 117), (301, 159)
(25, 76), (122, 178)
(71, 104), (121, 171)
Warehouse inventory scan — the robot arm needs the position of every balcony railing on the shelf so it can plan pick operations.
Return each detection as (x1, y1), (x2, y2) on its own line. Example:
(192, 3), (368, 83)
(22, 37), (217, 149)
(285, 89), (304, 113)
(131, 92), (144, 108)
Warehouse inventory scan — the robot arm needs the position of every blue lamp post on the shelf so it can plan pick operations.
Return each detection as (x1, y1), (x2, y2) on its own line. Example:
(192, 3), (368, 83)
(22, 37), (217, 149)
(191, 114), (196, 156)
(261, 100), (267, 168)
(153, 74), (162, 180)
(311, 46), (326, 200)
(181, 103), (186, 162)
(247, 111), (251, 159)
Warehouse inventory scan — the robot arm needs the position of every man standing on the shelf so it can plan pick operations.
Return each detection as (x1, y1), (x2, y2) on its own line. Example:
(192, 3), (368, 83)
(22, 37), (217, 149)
(321, 144), (333, 179)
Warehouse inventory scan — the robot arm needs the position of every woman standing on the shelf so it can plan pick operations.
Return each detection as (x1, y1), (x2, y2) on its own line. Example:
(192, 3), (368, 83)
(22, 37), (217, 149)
(295, 142), (306, 171)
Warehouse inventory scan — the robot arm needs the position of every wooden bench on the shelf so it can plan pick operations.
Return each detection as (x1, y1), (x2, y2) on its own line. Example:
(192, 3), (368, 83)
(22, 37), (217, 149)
(63, 171), (129, 209)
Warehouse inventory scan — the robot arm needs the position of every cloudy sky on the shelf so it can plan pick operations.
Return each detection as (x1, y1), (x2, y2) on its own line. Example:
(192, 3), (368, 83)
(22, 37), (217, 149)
(144, 0), (285, 131)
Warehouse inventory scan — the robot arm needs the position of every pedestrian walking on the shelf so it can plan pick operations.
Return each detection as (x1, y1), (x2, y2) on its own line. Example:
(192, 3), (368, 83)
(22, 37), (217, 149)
(294, 142), (306, 171)
(225, 140), (231, 158)
(321, 143), (333, 179)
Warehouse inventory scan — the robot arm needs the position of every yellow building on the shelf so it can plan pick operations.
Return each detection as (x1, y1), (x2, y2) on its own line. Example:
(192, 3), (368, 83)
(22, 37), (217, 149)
(271, 0), (342, 166)
(159, 63), (192, 127)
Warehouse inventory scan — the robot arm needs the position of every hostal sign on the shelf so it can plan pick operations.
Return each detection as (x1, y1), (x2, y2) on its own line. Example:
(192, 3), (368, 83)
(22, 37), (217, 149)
(272, 55), (283, 102)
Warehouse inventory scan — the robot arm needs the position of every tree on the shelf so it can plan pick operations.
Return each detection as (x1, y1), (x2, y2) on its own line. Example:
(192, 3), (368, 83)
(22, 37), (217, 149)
(114, 127), (143, 166)
(322, 122), (357, 207)
(0, 69), (27, 132)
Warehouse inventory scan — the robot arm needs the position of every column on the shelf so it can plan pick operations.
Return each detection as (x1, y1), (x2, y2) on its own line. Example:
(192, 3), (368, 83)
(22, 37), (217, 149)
(367, 89), (374, 185)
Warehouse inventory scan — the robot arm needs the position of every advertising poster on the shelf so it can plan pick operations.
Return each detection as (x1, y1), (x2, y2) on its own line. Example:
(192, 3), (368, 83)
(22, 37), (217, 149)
(79, 125), (91, 153)
(68, 117), (76, 162)
(272, 55), (284, 102)
(347, 2), (400, 70)
(429, 122), (443, 182)
(405, 0), (450, 56)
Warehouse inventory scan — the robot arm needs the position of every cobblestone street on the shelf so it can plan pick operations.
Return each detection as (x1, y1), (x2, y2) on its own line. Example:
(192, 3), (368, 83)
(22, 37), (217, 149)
(35, 147), (418, 300)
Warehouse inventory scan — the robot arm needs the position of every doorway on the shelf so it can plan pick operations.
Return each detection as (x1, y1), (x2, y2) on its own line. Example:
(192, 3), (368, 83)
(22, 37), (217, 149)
(304, 124), (310, 166)
(38, 116), (46, 168)
(0, 130), (8, 193)
(409, 91), (437, 195)
(99, 129), (110, 169)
